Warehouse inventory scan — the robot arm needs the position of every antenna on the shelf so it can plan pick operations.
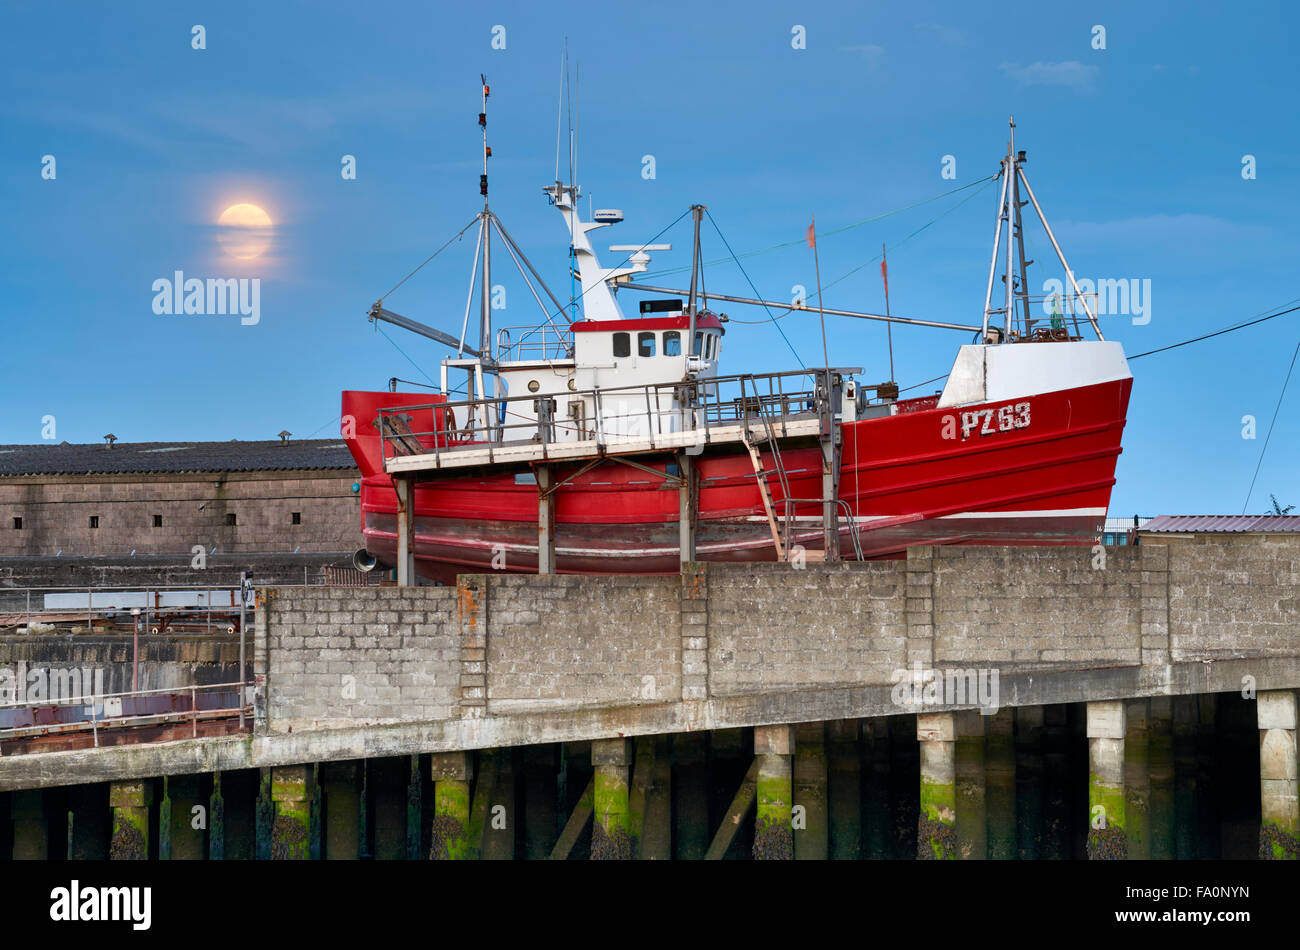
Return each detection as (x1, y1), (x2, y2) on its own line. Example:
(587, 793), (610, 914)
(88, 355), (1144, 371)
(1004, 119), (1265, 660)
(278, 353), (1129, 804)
(555, 45), (564, 182)
(573, 63), (579, 195)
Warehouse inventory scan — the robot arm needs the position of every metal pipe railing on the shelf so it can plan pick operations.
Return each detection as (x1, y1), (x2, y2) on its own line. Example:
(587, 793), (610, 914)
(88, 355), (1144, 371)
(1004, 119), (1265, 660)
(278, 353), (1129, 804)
(376, 367), (864, 464)
(0, 679), (255, 746)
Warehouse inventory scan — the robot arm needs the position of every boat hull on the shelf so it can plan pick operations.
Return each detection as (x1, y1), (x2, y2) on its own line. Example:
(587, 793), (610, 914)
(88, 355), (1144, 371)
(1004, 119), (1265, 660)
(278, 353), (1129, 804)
(345, 373), (1132, 584)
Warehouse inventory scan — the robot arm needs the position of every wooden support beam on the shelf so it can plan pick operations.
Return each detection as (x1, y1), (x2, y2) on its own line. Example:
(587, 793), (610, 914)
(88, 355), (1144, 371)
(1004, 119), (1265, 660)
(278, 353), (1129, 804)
(704, 759), (759, 860)
(481, 750), (515, 860)
(548, 776), (594, 860)
(627, 736), (655, 851)
(465, 750), (499, 860)
(641, 736), (673, 860)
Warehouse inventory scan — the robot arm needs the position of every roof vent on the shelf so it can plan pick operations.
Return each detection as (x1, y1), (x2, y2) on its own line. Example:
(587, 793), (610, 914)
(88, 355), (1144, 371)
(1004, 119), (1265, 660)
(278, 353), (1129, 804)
(103, 433), (117, 448)
(278, 430), (292, 445)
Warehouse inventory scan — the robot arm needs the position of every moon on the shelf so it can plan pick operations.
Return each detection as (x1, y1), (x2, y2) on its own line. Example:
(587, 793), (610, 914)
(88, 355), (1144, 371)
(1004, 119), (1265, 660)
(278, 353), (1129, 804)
(217, 203), (273, 260)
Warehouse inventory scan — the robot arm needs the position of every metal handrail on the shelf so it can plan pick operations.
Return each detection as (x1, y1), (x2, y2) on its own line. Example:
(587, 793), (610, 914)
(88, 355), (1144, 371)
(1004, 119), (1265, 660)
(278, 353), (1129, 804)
(0, 678), (252, 709)
(495, 322), (575, 362)
(376, 367), (857, 464)
(0, 679), (254, 747)
(780, 498), (865, 562)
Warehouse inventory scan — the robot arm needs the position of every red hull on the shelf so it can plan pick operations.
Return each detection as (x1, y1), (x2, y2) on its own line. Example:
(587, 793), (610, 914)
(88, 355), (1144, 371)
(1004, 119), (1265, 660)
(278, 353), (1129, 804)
(342, 376), (1131, 584)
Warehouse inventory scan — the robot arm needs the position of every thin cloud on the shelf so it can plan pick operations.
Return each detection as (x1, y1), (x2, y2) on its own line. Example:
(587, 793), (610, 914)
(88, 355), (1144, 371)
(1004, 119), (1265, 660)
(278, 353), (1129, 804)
(917, 22), (968, 47)
(842, 44), (886, 64)
(999, 60), (1097, 91)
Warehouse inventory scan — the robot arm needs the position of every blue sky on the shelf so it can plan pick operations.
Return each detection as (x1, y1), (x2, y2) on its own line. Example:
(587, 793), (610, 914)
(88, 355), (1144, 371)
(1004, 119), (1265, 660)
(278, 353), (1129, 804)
(2, 0), (1298, 517)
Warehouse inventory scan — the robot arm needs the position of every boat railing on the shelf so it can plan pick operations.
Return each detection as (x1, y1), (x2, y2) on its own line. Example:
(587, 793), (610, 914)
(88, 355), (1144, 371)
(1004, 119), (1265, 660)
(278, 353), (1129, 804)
(375, 367), (863, 468)
(1005, 291), (1097, 341)
(495, 323), (575, 362)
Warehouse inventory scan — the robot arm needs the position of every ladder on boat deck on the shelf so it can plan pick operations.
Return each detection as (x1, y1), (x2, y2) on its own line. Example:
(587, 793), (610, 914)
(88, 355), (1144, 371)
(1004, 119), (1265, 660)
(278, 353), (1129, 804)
(738, 377), (797, 562)
(737, 376), (864, 563)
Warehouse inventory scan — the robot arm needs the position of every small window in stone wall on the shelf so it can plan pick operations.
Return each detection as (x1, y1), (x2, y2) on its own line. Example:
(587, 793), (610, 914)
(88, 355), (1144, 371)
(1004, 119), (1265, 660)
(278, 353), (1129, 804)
(291, 512), (301, 525)
(226, 512), (237, 526)
(152, 514), (163, 527)
(88, 515), (99, 529)
(12, 517), (22, 530)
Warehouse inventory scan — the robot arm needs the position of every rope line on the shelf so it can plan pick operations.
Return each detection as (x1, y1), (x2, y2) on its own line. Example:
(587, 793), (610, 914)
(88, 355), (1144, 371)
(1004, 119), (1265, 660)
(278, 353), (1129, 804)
(1242, 337), (1300, 514)
(704, 210), (804, 366)
(639, 175), (996, 281)
(723, 178), (996, 324)
(378, 217), (481, 301)
(1129, 303), (1300, 359)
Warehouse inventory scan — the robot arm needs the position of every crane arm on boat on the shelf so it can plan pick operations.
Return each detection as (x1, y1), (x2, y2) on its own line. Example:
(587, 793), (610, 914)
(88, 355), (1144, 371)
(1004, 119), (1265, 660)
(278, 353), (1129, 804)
(368, 304), (483, 359)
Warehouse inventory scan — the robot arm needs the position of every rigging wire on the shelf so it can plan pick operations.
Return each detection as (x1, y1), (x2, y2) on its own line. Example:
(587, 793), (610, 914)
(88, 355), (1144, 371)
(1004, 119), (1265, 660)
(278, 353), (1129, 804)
(374, 324), (440, 389)
(1241, 337), (1300, 515)
(640, 175), (996, 282)
(723, 178), (996, 324)
(377, 217), (481, 301)
(704, 210), (804, 366)
(898, 373), (950, 394)
(1128, 302), (1300, 360)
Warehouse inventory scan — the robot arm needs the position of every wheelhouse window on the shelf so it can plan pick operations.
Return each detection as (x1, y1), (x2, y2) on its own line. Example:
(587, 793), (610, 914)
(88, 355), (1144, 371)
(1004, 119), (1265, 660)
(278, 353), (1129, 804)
(663, 331), (682, 356)
(693, 331), (704, 356)
(612, 332), (630, 358)
(637, 331), (656, 357)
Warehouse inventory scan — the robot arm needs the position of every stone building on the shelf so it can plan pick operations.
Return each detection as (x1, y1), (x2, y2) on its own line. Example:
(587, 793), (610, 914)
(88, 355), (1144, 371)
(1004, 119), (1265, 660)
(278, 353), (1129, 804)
(0, 439), (364, 598)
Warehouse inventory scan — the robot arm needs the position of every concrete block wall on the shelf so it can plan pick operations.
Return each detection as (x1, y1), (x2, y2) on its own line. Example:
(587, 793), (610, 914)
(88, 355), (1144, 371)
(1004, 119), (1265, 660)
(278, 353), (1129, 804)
(256, 540), (1300, 735)
(1166, 535), (1300, 660)
(707, 563), (906, 695)
(927, 547), (1143, 666)
(485, 575), (682, 712)
(262, 586), (460, 731)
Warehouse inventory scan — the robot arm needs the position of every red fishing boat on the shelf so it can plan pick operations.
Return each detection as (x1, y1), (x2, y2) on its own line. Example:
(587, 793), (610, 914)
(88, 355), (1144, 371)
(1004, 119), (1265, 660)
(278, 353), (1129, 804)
(341, 88), (1130, 584)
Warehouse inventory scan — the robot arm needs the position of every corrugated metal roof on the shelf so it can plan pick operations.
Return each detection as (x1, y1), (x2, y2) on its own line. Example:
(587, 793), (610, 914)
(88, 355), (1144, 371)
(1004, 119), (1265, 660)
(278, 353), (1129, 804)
(0, 440), (358, 476)
(1140, 515), (1300, 533)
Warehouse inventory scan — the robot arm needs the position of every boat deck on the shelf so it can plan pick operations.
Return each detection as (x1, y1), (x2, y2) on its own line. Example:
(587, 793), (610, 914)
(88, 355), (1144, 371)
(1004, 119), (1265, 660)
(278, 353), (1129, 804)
(383, 415), (825, 474)
(378, 367), (865, 477)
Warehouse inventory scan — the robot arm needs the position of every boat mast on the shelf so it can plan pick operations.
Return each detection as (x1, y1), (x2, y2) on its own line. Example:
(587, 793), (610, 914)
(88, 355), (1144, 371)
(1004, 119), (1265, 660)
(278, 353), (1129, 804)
(1003, 120), (1015, 339)
(1010, 134), (1033, 331)
(686, 204), (705, 361)
(479, 74), (492, 357)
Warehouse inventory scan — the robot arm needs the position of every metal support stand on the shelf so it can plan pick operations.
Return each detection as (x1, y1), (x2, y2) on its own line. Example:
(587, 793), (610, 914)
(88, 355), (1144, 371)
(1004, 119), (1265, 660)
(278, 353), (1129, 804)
(537, 465), (556, 574)
(678, 453), (696, 565)
(395, 477), (416, 586)
(820, 371), (842, 562)
(821, 441), (840, 562)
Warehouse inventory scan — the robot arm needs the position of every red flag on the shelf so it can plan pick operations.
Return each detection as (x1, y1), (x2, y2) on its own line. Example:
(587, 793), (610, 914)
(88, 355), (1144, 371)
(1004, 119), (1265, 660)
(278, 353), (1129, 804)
(880, 258), (888, 297)
(805, 216), (816, 248)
